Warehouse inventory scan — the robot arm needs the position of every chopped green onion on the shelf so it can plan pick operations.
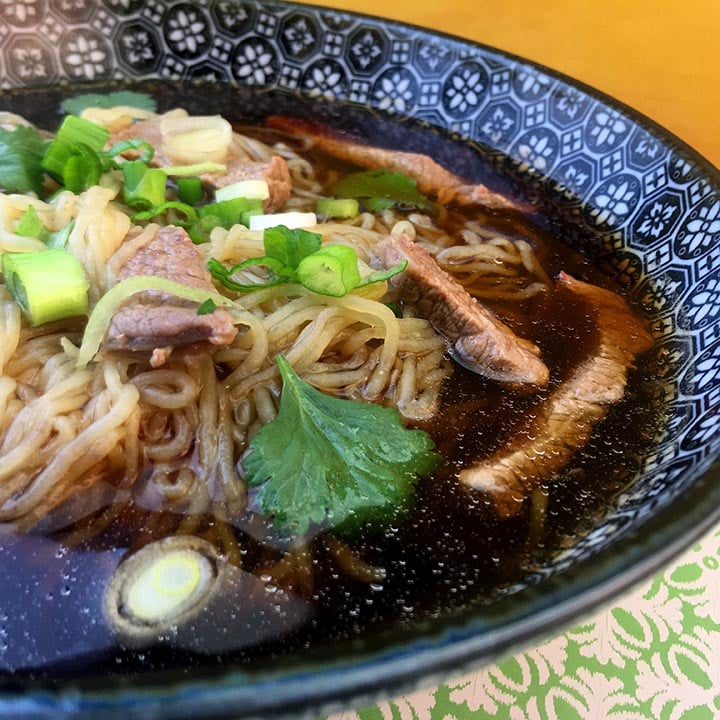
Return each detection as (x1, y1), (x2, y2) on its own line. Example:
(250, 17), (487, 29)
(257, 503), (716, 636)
(385, 301), (403, 318)
(264, 226), (321, 267)
(187, 215), (221, 245)
(196, 298), (217, 315)
(2, 249), (89, 326)
(162, 162), (226, 177)
(16, 205), (44, 238)
(44, 220), (75, 250)
(177, 177), (204, 205)
(199, 197), (263, 228)
(207, 256), (290, 292)
(76, 275), (234, 369)
(131, 201), (198, 224)
(100, 139), (155, 168)
(315, 197), (360, 220)
(42, 115), (109, 182)
(61, 143), (103, 193)
(215, 179), (269, 203)
(123, 161), (167, 210)
(296, 244), (361, 297)
(357, 259), (408, 287)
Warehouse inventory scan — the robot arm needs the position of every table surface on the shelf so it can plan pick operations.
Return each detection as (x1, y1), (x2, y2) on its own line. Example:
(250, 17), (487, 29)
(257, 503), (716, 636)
(304, 1), (720, 717)
(299, 0), (720, 170)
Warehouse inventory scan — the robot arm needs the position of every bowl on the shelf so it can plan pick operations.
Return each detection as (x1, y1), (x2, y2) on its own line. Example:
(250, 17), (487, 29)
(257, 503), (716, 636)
(0, 1), (719, 718)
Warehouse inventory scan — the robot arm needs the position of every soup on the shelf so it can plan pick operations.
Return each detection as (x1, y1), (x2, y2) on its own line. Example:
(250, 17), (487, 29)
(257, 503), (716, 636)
(0, 86), (662, 679)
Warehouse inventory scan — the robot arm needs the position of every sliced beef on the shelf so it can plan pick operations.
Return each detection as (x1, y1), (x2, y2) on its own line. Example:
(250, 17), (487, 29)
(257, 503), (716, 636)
(110, 117), (292, 212)
(266, 115), (527, 213)
(459, 272), (653, 518)
(376, 233), (549, 386)
(105, 225), (237, 360)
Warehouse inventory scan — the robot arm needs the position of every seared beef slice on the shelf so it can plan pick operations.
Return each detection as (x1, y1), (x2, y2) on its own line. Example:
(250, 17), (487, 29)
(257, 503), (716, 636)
(376, 234), (549, 387)
(459, 272), (653, 518)
(105, 225), (237, 355)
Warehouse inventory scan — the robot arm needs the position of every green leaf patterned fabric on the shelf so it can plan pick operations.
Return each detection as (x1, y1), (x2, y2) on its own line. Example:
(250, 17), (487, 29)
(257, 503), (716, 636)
(326, 524), (720, 720)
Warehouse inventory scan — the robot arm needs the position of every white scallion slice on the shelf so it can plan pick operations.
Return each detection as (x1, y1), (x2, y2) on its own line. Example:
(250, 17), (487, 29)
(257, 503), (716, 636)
(215, 179), (270, 203)
(249, 212), (317, 232)
(125, 549), (212, 622)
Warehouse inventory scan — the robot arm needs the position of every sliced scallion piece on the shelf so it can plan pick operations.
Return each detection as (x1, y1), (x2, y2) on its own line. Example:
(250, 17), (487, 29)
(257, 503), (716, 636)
(296, 244), (361, 297)
(198, 197), (264, 228)
(177, 177), (204, 205)
(123, 161), (167, 210)
(42, 115), (109, 183)
(215, 179), (269, 203)
(131, 201), (198, 224)
(2, 249), (89, 326)
(315, 197), (360, 220)
(16, 205), (44, 238)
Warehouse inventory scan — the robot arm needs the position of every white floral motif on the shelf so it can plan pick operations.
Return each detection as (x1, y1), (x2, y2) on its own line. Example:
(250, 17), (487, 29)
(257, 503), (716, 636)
(517, 133), (554, 172)
(509, 669), (646, 720)
(417, 41), (450, 72)
(121, 29), (154, 65)
(591, 180), (636, 225)
(682, 201), (720, 255)
(636, 200), (676, 238)
(590, 110), (628, 148)
(445, 66), (484, 114)
(568, 581), (683, 668)
(350, 31), (381, 70)
(11, 45), (47, 78)
(554, 87), (585, 120)
(635, 629), (720, 720)
(685, 278), (720, 328)
(59, 0), (87, 13)
(234, 42), (275, 85)
(515, 70), (551, 97)
(0, 0), (39, 24)
(64, 33), (107, 80)
(481, 107), (514, 144)
(554, 163), (590, 199)
(283, 18), (315, 56)
(166, 8), (207, 54)
(215, 1), (248, 29)
(304, 62), (344, 100)
(449, 635), (568, 713)
(375, 71), (413, 113)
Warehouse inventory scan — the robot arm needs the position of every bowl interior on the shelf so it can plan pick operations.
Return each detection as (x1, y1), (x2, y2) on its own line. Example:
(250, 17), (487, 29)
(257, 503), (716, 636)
(0, 1), (719, 717)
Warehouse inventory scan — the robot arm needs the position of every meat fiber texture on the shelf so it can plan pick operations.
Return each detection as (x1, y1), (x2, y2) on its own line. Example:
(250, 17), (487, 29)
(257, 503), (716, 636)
(105, 225), (237, 363)
(375, 233), (549, 387)
(459, 272), (653, 518)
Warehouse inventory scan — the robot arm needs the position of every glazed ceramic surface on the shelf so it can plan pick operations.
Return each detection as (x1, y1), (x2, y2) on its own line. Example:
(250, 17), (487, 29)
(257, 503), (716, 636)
(0, 1), (719, 718)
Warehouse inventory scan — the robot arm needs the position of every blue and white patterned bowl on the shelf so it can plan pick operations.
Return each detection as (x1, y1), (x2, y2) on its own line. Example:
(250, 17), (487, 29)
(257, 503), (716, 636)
(1, 1), (719, 718)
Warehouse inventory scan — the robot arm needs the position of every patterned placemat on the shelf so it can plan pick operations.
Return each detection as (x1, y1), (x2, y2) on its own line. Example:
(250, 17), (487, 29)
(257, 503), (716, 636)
(327, 522), (720, 719)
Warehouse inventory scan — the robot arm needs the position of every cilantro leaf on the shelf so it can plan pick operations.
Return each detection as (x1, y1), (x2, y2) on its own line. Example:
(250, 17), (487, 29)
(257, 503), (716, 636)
(61, 91), (157, 116)
(264, 225), (322, 267)
(243, 355), (440, 536)
(331, 169), (433, 211)
(0, 125), (47, 195)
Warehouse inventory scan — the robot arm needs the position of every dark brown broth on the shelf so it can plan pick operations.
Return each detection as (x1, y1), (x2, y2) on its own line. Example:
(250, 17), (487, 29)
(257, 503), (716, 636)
(0, 88), (665, 681)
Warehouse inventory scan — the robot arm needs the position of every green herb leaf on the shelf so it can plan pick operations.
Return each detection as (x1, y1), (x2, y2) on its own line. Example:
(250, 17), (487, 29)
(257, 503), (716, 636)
(0, 125), (47, 195)
(196, 298), (217, 315)
(243, 355), (440, 536)
(331, 169), (433, 211)
(264, 225), (322, 267)
(61, 91), (157, 116)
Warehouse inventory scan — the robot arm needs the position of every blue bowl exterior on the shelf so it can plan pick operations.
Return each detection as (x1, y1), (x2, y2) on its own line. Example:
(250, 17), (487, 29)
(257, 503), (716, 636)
(0, 1), (719, 717)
